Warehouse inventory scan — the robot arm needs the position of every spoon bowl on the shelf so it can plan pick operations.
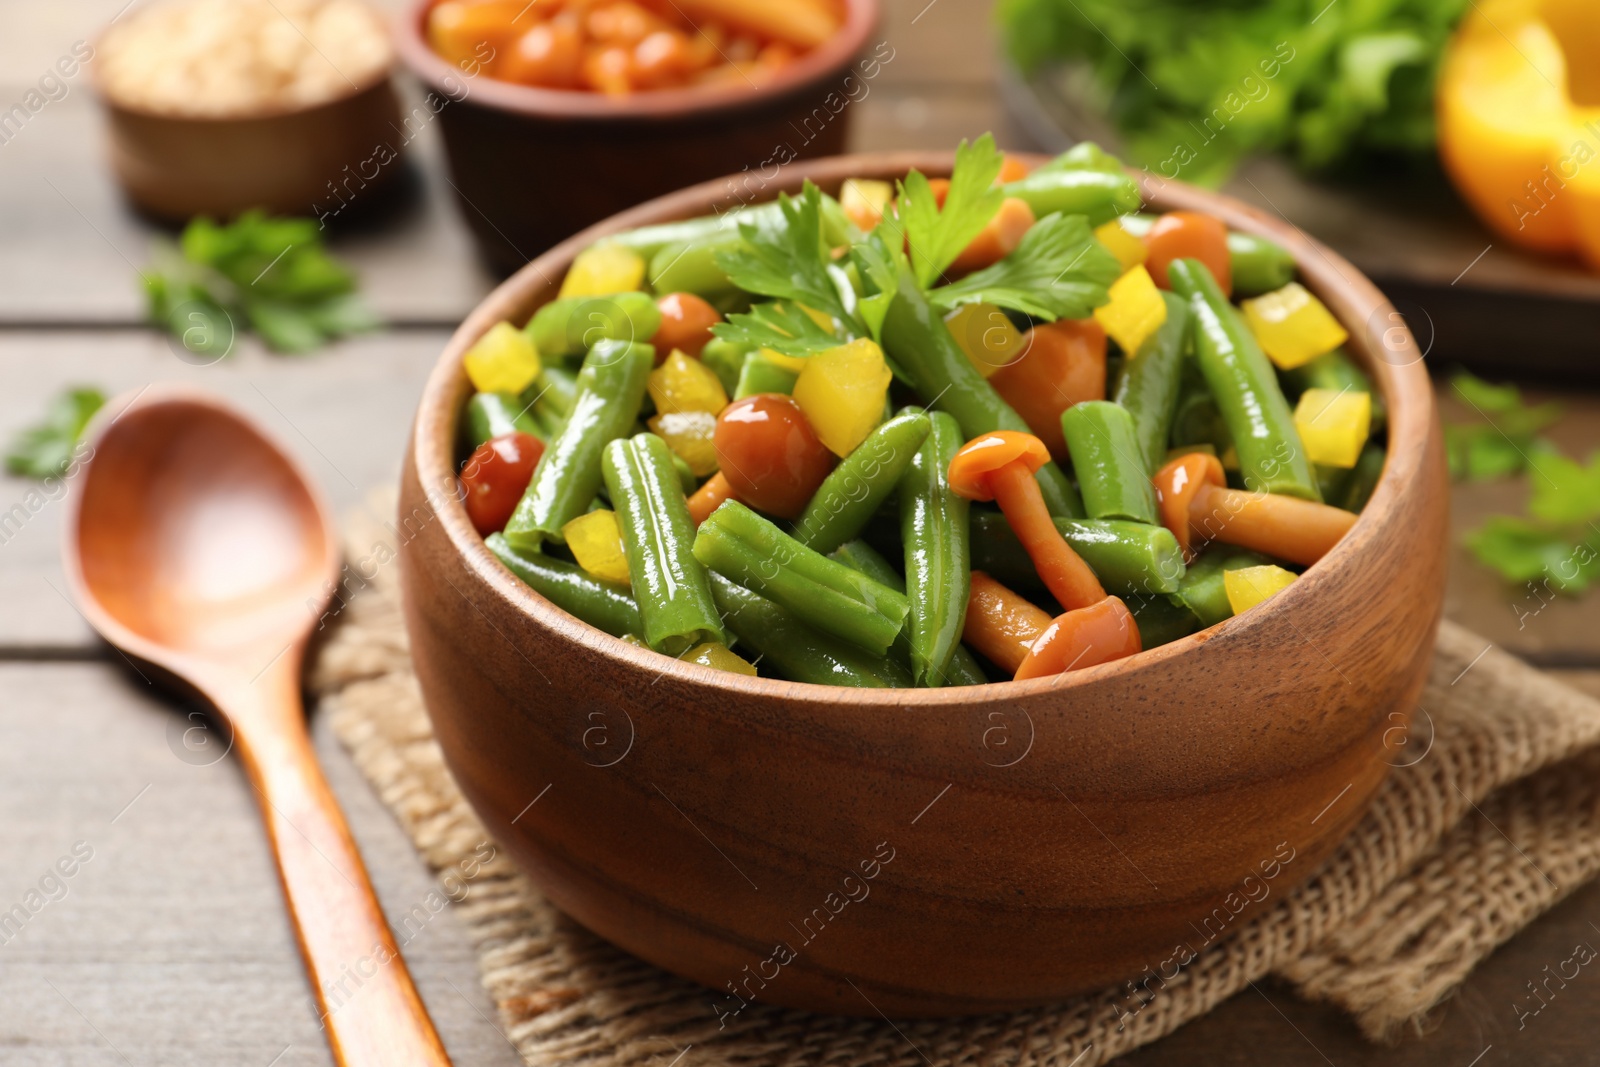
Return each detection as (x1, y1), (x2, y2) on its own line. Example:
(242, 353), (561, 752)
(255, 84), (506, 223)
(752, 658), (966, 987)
(64, 387), (452, 1066)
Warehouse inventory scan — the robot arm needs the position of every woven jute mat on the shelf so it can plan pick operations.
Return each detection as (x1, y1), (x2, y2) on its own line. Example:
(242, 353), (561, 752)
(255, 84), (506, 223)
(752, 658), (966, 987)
(309, 498), (1600, 1065)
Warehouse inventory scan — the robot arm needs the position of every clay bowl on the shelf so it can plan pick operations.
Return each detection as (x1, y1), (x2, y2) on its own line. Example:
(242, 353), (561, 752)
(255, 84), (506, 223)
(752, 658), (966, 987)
(398, 152), (1448, 1017)
(394, 0), (881, 273)
(93, 63), (403, 223)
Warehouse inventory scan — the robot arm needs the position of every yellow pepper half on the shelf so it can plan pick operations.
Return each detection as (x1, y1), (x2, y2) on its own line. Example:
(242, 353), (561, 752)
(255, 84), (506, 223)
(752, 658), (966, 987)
(562, 509), (632, 585)
(1294, 387), (1372, 469)
(1224, 565), (1298, 615)
(463, 321), (541, 395)
(1093, 265), (1167, 356)
(1093, 218), (1150, 274)
(792, 338), (893, 456)
(1437, 0), (1600, 266)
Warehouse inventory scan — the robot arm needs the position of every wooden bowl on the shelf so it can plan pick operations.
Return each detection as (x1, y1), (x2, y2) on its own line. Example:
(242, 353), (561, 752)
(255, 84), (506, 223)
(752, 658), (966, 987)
(397, 152), (1449, 1017)
(393, 0), (881, 273)
(94, 72), (404, 223)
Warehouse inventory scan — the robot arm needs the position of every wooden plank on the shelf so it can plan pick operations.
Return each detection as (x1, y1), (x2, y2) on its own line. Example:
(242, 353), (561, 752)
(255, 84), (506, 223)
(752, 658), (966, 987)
(0, 329), (450, 650)
(0, 660), (521, 1067)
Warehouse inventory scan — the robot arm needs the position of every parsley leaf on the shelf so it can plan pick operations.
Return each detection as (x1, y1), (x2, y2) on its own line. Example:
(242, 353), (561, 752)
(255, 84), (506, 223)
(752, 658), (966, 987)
(144, 210), (377, 356)
(5, 387), (104, 480)
(1529, 452), (1600, 525)
(715, 182), (860, 332)
(1464, 517), (1600, 596)
(898, 134), (1005, 287)
(926, 212), (1121, 320)
(712, 301), (845, 358)
(1444, 371), (1561, 482)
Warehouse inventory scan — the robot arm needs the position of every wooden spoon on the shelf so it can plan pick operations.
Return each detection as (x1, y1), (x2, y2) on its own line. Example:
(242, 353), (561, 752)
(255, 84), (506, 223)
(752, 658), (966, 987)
(63, 387), (452, 1066)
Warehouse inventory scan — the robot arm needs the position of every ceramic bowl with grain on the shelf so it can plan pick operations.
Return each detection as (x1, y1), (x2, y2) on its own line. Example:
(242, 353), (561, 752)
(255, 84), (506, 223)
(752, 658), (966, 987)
(393, 0), (882, 273)
(396, 152), (1449, 1017)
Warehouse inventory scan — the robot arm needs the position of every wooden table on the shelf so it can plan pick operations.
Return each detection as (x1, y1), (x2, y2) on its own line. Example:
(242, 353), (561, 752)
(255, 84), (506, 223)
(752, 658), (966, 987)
(1, 1), (1597, 1063)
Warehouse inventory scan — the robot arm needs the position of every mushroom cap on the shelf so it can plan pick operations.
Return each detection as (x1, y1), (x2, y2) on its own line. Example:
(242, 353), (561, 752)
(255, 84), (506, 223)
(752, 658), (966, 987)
(947, 431), (1051, 501)
(1013, 596), (1141, 681)
(1152, 451), (1225, 561)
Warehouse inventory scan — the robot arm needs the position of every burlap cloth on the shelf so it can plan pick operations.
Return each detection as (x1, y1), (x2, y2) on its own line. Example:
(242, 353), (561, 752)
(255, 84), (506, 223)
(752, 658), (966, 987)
(309, 498), (1600, 1064)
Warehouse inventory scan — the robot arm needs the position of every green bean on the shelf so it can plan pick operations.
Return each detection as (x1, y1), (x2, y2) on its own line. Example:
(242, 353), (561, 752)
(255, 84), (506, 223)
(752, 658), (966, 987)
(1315, 463), (1352, 505)
(485, 533), (641, 639)
(880, 262), (1083, 517)
(1126, 593), (1200, 648)
(1116, 214), (1296, 297)
(1173, 545), (1274, 628)
(832, 539), (988, 686)
(1337, 443), (1386, 512)
(1170, 389), (1233, 455)
(1112, 291), (1190, 473)
(526, 292), (661, 362)
(1001, 169), (1142, 227)
(1281, 347), (1386, 432)
(669, 451), (697, 495)
(523, 365), (577, 436)
(793, 410), (931, 554)
(464, 392), (541, 449)
(650, 240), (736, 298)
(605, 194), (858, 259)
(1168, 258), (1320, 501)
(699, 337), (750, 396)
(1061, 401), (1160, 524)
(602, 434), (725, 655)
(708, 574), (911, 688)
(897, 411), (972, 687)
(970, 512), (1186, 597)
(693, 501), (909, 656)
(503, 339), (654, 551)
(734, 353), (798, 398)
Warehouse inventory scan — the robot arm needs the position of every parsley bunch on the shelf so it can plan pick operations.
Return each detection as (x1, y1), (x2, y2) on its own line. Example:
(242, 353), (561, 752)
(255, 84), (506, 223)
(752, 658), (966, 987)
(711, 134), (1118, 359)
(4, 387), (103, 480)
(146, 211), (379, 356)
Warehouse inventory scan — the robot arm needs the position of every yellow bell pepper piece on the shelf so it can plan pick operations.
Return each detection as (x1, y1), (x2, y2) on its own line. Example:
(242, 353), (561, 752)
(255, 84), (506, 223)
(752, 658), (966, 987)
(1293, 388), (1372, 469)
(1438, 0), (1600, 266)
(757, 347), (809, 374)
(1224, 565), (1298, 616)
(559, 242), (646, 298)
(648, 410), (720, 476)
(649, 350), (728, 416)
(792, 338), (893, 456)
(1240, 283), (1350, 370)
(1094, 218), (1149, 274)
(944, 302), (1027, 379)
(841, 178), (893, 231)
(561, 510), (632, 585)
(1092, 265), (1167, 356)
(463, 321), (541, 394)
(678, 641), (759, 676)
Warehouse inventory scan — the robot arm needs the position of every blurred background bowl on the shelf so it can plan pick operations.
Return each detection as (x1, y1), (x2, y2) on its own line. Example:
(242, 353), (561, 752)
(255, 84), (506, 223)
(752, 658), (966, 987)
(395, 0), (880, 274)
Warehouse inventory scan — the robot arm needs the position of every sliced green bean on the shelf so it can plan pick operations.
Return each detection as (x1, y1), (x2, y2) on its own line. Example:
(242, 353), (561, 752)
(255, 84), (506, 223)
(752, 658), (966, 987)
(464, 392), (541, 449)
(1337, 443), (1386, 512)
(793, 410), (931, 554)
(650, 240), (736, 298)
(526, 292), (661, 362)
(485, 533), (641, 639)
(605, 194), (858, 259)
(1168, 258), (1320, 501)
(1173, 545), (1275, 628)
(832, 539), (988, 686)
(503, 339), (654, 551)
(898, 411), (972, 688)
(1116, 214), (1296, 297)
(1061, 401), (1160, 524)
(734, 352), (799, 398)
(970, 512), (1186, 597)
(693, 501), (909, 656)
(708, 574), (911, 688)
(1112, 290), (1190, 473)
(1126, 593), (1200, 648)
(880, 261), (1083, 517)
(699, 337), (750, 396)
(524, 365), (577, 435)
(602, 433), (725, 655)
(1001, 169), (1142, 227)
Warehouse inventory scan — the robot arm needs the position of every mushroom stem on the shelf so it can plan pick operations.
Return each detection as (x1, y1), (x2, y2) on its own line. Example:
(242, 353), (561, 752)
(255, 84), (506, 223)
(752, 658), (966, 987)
(1188, 483), (1357, 567)
(963, 572), (1052, 675)
(989, 461), (1107, 610)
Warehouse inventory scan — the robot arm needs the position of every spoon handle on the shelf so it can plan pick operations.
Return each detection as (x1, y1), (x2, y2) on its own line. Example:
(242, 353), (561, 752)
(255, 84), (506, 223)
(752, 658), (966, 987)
(220, 655), (454, 1067)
